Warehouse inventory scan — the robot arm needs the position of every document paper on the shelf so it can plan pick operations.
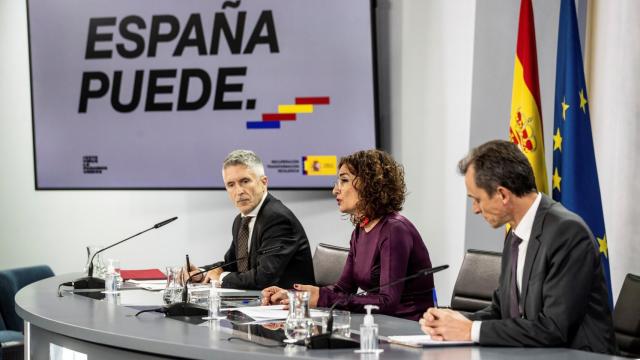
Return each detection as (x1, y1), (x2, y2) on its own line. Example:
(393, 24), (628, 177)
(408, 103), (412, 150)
(387, 335), (473, 347)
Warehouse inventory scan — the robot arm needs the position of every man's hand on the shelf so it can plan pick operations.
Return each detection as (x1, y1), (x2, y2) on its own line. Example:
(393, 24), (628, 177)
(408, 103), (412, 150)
(180, 264), (201, 284)
(293, 284), (319, 307)
(203, 267), (224, 283)
(261, 284), (319, 308)
(261, 322), (284, 330)
(419, 308), (472, 341)
(261, 286), (288, 305)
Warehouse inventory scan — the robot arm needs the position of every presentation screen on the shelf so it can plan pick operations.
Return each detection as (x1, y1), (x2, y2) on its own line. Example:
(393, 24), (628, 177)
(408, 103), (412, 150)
(27, 0), (378, 189)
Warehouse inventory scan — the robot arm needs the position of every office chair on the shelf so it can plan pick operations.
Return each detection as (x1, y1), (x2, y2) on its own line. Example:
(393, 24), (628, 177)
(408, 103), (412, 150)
(312, 243), (349, 287)
(450, 249), (501, 313)
(614, 273), (640, 358)
(0, 265), (54, 360)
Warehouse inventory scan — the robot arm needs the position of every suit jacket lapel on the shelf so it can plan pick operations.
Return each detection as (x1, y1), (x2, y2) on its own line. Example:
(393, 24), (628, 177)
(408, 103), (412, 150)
(248, 193), (272, 268)
(520, 195), (553, 311)
(249, 216), (260, 267)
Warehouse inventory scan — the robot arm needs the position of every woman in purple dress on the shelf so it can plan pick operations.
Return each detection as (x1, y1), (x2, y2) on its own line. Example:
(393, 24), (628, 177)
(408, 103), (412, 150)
(262, 150), (435, 321)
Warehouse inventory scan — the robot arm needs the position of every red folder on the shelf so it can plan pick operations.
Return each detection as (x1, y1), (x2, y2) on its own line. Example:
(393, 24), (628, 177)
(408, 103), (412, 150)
(120, 269), (166, 281)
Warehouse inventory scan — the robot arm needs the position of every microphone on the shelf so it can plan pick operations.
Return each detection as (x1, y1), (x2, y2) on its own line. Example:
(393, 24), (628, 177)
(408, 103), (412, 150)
(305, 264), (449, 349)
(71, 217), (178, 290)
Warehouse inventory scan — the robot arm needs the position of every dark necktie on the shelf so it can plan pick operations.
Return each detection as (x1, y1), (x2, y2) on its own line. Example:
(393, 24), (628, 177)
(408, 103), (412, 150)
(236, 216), (253, 272)
(508, 230), (523, 319)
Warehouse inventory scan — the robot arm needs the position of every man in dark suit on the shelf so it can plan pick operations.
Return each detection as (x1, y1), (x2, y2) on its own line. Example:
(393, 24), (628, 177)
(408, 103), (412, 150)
(189, 150), (315, 289)
(420, 140), (615, 354)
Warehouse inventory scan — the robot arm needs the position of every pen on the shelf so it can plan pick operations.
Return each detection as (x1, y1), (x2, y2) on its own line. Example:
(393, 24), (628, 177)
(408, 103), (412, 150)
(186, 254), (191, 281)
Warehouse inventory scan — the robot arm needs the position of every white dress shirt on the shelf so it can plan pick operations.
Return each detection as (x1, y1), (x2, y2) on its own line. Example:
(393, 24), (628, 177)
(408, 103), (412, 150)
(471, 193), (542, 342)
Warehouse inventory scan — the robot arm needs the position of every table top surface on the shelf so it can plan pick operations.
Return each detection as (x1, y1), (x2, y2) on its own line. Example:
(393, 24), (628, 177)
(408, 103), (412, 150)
(15, 273), (627, 360)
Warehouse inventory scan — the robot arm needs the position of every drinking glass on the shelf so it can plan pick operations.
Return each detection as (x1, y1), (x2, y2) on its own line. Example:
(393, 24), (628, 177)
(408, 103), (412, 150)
(322, 310), (351, 337)
(104, 259), (121, 294)
(204, 289), (225, 320)
(283, 290), (313, 343)
(85, 245), (106, 278)
(162, 266), (182, 304)
(106, 259), (122, 286)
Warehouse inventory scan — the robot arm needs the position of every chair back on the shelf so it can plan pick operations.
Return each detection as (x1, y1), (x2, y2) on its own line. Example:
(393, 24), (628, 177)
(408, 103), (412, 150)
(312, 243), (349, 287)
(614, 273), (640, 358)
(0, 265), (54, 332)
(450, 249), (501, 312)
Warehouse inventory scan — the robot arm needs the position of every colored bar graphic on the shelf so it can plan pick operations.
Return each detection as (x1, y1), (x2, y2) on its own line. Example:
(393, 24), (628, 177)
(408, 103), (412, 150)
(247, 121), (280, 129)
(262, 113), (297, 121)
(278, 104), (313, 113)
(295, 97), (330, 105)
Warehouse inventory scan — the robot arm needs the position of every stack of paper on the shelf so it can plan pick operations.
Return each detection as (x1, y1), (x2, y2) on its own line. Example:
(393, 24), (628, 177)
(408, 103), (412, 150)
(387, 335), (473, 347)
(126, 279), (166, 291)
(232, 305), (325, 322)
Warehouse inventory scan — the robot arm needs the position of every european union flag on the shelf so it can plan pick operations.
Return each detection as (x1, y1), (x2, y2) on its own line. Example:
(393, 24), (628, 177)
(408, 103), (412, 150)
(552, 0), (612, 308)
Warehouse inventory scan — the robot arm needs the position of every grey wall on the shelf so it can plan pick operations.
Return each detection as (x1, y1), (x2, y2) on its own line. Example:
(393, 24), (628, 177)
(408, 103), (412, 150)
(1, 0), (601, 305)
(465, 0), (561, 251)
(1, 0), (476, 305)
(375, 0), (475, 305)
(0, 0), (608, 307)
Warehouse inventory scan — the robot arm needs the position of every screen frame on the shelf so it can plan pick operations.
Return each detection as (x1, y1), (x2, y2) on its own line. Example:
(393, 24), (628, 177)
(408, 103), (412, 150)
(27, 0), (381, 191)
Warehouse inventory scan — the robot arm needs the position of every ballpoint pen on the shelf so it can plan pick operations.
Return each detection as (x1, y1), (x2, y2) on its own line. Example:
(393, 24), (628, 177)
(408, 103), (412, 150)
(185, 254), (191, 284)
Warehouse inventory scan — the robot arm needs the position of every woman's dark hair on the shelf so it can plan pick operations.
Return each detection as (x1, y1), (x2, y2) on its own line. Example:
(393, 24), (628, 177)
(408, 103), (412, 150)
(339, 149), (407, 225)
(457, 140), (537, 197)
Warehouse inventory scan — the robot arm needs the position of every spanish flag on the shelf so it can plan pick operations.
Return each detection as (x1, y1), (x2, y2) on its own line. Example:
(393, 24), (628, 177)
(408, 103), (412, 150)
(509, 0), (549, 194)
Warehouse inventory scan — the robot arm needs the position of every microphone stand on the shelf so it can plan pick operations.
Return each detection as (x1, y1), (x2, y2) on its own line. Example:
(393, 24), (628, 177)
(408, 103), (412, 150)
(305, 264), (449, 349)
(71, 217), (178, 290)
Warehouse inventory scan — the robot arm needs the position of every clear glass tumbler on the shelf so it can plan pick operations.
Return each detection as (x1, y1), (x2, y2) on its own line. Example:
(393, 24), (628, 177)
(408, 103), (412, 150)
(85, 245), (106, 278)
(283, 290), (313, 343)
(322, 310), (351, 337)
(162, 266), (182, 304)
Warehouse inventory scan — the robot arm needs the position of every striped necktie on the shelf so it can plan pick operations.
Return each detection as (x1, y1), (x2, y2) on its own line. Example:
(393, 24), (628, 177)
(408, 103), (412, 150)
(508, 230), (523, 318)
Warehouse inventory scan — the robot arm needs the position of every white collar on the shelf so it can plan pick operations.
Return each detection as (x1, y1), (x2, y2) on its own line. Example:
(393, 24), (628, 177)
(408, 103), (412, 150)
(242, 192), (268, 218)
(513, 192), (542, 243)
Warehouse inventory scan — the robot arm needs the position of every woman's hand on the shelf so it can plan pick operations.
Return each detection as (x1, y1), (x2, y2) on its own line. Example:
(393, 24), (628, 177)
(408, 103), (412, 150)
(261, 284), (320, 308)
(293, 284), (319, 307)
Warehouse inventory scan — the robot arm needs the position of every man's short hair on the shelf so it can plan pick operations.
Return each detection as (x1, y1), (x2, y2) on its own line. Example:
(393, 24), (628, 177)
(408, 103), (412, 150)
(223, 150), (265, 177)
(458, 140), (537, 197)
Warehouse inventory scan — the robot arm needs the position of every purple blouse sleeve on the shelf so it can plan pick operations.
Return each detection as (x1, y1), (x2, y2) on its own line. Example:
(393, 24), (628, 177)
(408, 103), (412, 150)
(317, 220), (413, 314)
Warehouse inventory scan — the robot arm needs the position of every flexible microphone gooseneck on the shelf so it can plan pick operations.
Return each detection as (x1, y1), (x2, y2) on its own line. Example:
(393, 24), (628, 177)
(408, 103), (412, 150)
(68, 217), (178, 291)
(305, 264), (449, 349)
(198, 244), (284, 272)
